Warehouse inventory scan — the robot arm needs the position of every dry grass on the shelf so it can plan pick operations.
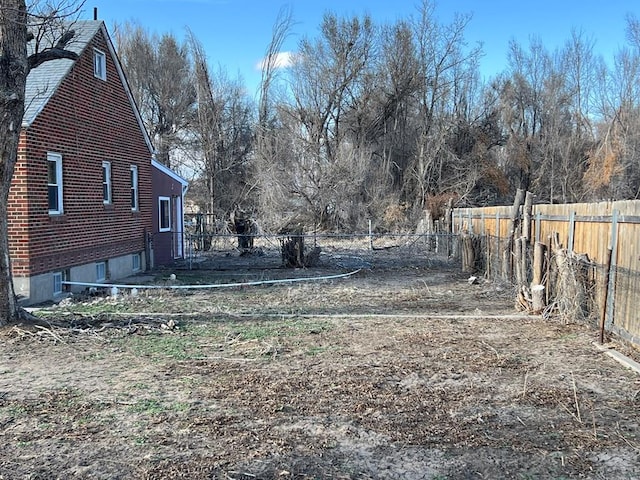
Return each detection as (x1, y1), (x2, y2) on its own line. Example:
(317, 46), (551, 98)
(1, 247), (640, 479)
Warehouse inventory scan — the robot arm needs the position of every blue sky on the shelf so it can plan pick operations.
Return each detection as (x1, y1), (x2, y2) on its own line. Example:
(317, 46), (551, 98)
(86, 0), (638, 98)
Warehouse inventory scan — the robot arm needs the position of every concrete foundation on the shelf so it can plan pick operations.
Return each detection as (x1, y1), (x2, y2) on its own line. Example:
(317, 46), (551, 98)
(14, 251), (147, 306)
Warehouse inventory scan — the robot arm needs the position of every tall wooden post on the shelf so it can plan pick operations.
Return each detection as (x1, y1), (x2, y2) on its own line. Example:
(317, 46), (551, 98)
(502, 188), (525, 281)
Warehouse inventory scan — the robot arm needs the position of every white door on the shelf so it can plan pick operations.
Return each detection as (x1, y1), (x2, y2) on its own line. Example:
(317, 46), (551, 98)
(174, 196), (183, 258)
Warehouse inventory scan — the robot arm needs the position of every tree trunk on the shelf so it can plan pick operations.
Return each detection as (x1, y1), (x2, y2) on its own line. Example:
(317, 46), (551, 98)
(461, 233), (475, 273)
(502, 188), (525, 281)
(444, 197), (454, 257)
(532, 241), (547, 286)
(0, 200), (19, 324)
(522, 191), (534, 242)
(531, 285), (545, 314)
(0, 0), (29, 325)
(530, 241), (547, 314)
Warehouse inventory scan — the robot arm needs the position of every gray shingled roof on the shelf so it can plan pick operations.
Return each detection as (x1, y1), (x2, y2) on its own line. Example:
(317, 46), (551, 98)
(23, 20), (103, 126)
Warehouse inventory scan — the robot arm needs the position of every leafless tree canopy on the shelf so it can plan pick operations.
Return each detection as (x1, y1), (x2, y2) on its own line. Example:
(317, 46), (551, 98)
(113, 21), (196, 169)
(113, 1), (640, 232)
(188, 30), (253, 223)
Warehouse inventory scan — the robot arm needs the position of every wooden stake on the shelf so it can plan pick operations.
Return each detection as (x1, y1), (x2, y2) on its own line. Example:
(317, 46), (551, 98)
(461, 233), (476, 273)
(532, 242), (546, 286)
(545, 234), (553, 304)
(502, 188), (525, 281)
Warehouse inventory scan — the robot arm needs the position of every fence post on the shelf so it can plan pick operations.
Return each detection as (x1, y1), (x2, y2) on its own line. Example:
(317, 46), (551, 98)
(605, 210), (619, 329)
(369, 219), (373, 251)
(568, 211), (576, 252)
(600, 247), (613, 344)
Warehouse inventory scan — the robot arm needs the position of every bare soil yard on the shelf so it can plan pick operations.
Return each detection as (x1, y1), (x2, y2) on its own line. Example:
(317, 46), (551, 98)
(1, 246), (640, 479)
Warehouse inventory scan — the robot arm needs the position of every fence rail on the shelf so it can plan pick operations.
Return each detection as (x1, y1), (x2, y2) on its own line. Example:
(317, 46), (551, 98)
(453, 199), (640, 347)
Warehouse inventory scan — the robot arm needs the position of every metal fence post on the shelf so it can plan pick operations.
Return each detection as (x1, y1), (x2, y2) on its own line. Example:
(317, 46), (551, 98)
(568, 211), (576, 252)
(606, 209), (619, 328)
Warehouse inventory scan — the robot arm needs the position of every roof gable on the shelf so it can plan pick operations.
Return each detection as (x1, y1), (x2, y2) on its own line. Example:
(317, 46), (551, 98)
(23, 20), (154, 155)
(152, 159), (189, 190)
(24, 20), (100, 126)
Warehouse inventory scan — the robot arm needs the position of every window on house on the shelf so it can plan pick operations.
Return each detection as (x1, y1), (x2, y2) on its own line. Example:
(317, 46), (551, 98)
(102, 161), (112, 204)
(47, 152), (63, 214)
(53, 272), (63, 295)
(53, 270), (70, 295)
(159, 197), (171, 232)
(96, 261), (107, 282)
(132, 253), (141, 272)
(130, 165), (138, 211)
(94, 49), (106, 80)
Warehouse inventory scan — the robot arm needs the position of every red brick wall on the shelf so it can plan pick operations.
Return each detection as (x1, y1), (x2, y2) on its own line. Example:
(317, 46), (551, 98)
(9, 28), (154, 277)
(8, 135), (30, 273)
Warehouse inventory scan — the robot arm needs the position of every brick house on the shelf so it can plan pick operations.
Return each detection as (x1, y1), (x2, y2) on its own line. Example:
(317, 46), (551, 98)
(9, 20), (186, 305)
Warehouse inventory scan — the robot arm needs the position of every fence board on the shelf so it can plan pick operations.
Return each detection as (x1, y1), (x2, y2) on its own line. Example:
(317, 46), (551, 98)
(453, 200), (640, 347)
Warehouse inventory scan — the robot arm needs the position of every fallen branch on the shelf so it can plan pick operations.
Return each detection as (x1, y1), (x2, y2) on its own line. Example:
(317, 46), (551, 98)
(572, 372), (582, 424)
(33, 324), (66, 344)
(481, 340), (500, 359)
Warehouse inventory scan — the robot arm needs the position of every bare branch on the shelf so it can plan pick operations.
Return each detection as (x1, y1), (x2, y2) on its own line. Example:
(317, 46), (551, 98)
(27, 42), (77, 68)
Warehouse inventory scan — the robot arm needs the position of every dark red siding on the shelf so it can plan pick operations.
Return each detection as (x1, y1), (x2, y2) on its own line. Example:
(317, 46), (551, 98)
(152, 166), (184, 266)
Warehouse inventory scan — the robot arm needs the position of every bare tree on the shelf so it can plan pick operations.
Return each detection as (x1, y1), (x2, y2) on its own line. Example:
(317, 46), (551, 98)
(253, 6), (295, 228)
(114, 22), (196, 169)
(188, 31), (253, 225)
(283, 12), (376, 229)
(0, 0), (83, 325)
(257, 5), (294, 131)
(584, 16), (640, 200)
(403, 0), (482, 212)
(255, 1), (486, 230)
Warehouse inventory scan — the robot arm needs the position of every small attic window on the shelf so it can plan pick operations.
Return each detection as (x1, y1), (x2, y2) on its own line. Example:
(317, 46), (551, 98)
(93, 49), (106, 80)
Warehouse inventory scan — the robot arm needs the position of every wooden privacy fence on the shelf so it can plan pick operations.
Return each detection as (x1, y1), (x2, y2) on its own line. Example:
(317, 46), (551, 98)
(452, 197), (640, 347)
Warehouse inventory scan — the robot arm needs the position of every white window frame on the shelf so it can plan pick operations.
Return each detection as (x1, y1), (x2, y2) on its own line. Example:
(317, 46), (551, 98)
(159, 196), (171, 232)
(96, 262), (107, 282)
(47, 152), (63, 215)
(132, 253), (141, 272)
(94, 49), (106, 80)
(102, 161), (112, 204)
(53, 272), (63, 295)
(130, 165), (139, 211)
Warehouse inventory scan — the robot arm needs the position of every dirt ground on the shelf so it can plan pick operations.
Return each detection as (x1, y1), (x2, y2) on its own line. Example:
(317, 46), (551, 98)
(1, 245), (640, 479)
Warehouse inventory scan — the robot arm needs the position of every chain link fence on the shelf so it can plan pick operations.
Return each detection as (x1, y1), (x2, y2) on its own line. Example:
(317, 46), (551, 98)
(181, 232), (461, 273)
